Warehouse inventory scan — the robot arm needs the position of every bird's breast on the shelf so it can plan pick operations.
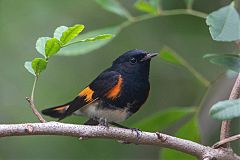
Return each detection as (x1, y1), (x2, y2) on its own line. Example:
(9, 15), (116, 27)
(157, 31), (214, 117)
(122, 78), (150, 102)
(119, 78), (150, 113)
(73, 101), (130, 122)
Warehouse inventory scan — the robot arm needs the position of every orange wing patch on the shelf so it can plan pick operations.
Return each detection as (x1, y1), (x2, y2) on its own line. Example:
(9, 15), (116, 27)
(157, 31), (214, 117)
(53, 105), (69, 111)
(105, 75), (123, 99)
(79, 87), (94, 102)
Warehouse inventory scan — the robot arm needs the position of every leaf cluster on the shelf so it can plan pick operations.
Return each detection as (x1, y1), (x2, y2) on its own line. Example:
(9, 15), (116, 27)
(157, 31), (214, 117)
(25, 24), (112, 77)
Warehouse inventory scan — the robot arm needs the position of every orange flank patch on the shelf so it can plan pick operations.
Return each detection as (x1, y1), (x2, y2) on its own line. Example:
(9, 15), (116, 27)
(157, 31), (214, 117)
(106, 75), (123, 99)
(53, 106), (68, 111)
(79, 87), (94, 102)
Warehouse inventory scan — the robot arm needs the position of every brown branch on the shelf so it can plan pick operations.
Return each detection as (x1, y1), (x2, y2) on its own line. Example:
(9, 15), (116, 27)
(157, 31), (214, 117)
(26, 77), (46, 123)
(213, 134), (240, 149)
(26, 97), (46, 123)
(221, 17), (240, 146)
(220, 73), (240, 147)
(0, 122), (239, 160)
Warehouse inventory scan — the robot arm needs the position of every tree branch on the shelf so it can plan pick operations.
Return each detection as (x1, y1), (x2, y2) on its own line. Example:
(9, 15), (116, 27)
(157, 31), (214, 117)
(26, 97), (46, 123)
(220, 73), (240, 147)
(0, 122), (239, 160)
(26, 77), (46, 123)
(213, 134), (240, 148)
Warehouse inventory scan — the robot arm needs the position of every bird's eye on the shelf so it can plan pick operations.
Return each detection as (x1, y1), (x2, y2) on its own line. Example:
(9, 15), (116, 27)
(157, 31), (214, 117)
(129, 57), (137, 64)
(130, 57), (137, 64)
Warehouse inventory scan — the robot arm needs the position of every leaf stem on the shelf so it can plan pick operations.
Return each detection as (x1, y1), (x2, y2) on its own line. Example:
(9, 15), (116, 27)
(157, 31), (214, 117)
(62, 35), (114, 48)
(133, 9), (207, 22)
(63, 40), (84, 47)
(132, 14), (158, 22)
(119, 8), (208, 33)
(160, 9), (208, 19)
(31, 76), (38, 101)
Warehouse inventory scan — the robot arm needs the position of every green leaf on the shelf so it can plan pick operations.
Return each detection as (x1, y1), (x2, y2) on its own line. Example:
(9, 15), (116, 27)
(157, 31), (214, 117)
(159, 48), (183, 66)
(60, 24), (85, 45)
(45, 38), (61, 58)
(204, 54), (240, 72)
(54, 26), (68, 40)
(24, 61), (36, 76)
(134, 107), (195, 131)
(31, 58), (48, 76)
(79, 34), (113, 42)
(35, 37), (51, 57)
(134, 0), (159, 14)
(58, 26), (120, 56)
(206, 2), (240, 41)
(95, 0), (132, 19)
(160, 117), (200, 160)
(210, 99), (240, 120)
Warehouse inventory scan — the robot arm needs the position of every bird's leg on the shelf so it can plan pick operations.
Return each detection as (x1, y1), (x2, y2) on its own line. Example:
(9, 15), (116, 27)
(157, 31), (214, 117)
(99, 118), (109, 128)
(110, 122), (142, 138)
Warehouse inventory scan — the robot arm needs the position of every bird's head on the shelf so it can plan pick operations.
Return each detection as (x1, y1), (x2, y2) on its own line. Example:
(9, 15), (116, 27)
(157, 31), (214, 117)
(112, 49), (158, 77)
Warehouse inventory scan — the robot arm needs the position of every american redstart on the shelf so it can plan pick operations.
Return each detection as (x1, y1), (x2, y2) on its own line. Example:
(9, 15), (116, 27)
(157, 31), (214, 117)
(42, 49), (158, 128)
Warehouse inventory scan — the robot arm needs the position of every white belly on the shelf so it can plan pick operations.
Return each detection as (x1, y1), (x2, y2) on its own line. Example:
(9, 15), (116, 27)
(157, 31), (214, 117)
(73, 102), (130, 123)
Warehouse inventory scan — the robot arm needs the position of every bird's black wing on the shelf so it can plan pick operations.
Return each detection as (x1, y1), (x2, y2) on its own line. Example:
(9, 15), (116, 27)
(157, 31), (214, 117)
(42, 70), (122, 120)
(90, 70), (123, 99)
(64, 70), (122, 117)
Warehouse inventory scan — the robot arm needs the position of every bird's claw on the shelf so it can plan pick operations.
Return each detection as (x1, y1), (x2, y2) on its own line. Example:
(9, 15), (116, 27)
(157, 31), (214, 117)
(131, 128), (142, 139)
(116, 128), (142, 145)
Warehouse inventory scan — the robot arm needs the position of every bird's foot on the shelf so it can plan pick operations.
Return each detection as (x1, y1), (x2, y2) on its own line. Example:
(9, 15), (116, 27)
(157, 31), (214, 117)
(130, 128), (142, 139)
(109, 122), (142, 138)
(118, 128), (142, 145)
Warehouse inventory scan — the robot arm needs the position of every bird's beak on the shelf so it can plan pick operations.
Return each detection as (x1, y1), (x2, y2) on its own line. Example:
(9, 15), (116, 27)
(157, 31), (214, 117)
(141, 52), (159, 62)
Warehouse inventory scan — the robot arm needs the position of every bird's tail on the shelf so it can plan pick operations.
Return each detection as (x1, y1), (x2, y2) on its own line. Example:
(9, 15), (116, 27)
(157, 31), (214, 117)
(41, 103), (70, 119)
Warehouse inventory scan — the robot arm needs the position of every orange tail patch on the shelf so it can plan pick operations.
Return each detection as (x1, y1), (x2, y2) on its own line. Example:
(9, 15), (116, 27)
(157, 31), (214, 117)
(53, 106), (69, 111)
(42, 104), (69, 118)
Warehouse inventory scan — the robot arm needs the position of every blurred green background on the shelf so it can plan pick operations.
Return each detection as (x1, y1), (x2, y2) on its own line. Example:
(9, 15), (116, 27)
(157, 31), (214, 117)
(0, 0), (239, 159)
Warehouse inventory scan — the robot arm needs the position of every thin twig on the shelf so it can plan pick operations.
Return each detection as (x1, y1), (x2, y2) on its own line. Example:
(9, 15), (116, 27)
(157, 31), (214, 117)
(116, 8), (208, 38)
(26, 97), (46, 123)
(219, 38), (240, 147)
(160, 9), (208, 18)
(213, 134), (240, 148)
(26, 77), (46, 123)
(0, 122), (239, 160)
(220, 74), (240, 147)
(219, 39), (240, 147)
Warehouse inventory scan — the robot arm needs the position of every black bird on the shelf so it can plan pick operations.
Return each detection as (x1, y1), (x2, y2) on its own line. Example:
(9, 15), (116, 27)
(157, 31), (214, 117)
(42, 49), (158, 128)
